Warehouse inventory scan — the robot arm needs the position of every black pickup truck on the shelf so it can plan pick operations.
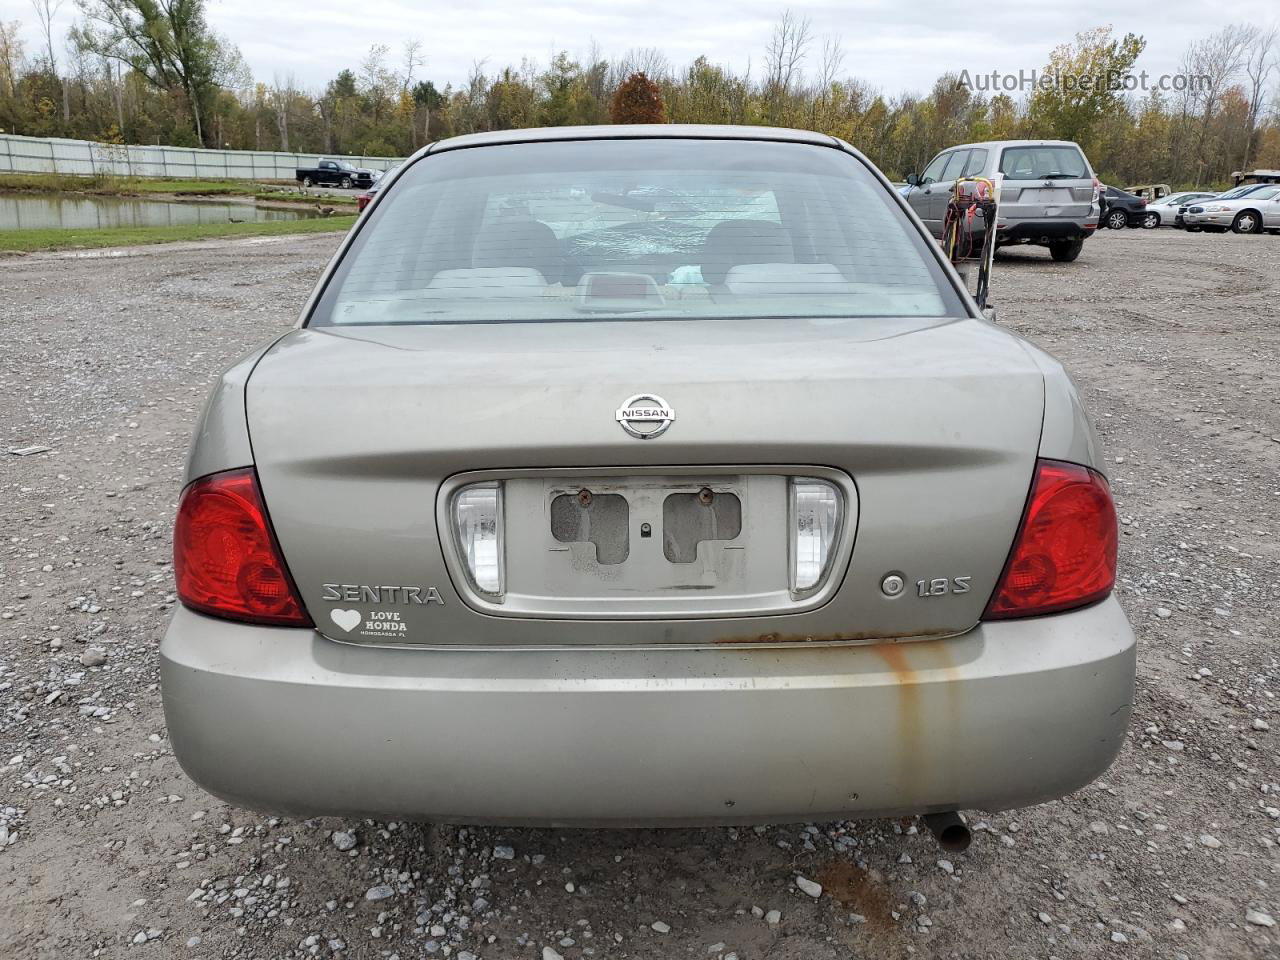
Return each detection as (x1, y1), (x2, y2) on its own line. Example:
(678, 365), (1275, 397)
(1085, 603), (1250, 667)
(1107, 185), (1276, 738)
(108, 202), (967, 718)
(295, 159), (376, 189)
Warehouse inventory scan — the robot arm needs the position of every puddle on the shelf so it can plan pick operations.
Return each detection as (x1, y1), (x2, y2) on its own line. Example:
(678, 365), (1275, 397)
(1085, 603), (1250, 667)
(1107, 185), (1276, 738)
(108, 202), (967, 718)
(0, 193), (320, 230)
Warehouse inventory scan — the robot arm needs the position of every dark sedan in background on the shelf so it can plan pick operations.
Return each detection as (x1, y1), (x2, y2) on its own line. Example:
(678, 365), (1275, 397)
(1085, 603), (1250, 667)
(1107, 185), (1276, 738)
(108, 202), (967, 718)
(1100, 186), (1148, 229)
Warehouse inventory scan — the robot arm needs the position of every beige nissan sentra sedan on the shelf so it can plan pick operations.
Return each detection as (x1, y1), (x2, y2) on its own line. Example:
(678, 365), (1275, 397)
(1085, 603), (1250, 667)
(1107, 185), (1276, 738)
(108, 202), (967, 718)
(161, 125), (1135, 849)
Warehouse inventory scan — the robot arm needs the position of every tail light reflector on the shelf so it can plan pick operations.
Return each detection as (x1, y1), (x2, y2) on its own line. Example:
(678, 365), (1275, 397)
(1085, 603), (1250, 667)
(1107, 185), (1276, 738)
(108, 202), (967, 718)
(174, 468), (312, 626)
(789, 478), (842, 596)
(983, 459), (1117, 620)
(452, 481), (504, 598)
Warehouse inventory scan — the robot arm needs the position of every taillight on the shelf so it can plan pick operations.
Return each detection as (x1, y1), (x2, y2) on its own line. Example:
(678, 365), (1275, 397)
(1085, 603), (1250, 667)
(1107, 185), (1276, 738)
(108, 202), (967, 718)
(451, 481), (504, 598)
(174, 468), (312, 626)
(983, 459), (1117, 620)
(789, 478), (843, 596)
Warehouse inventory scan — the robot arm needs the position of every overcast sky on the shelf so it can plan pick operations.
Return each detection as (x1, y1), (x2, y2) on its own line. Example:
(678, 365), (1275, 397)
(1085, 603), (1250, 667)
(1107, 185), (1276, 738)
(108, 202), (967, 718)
(3, 0), (1277, 97)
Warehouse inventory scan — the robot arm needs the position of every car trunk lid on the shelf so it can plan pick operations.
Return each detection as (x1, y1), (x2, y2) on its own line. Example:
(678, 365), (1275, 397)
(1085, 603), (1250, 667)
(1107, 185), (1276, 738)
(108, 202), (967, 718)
(246, 316), (1045, 647)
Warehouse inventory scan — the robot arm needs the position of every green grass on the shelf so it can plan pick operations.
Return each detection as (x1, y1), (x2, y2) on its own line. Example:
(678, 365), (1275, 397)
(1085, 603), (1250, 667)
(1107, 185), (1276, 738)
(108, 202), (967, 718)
(0, 172), (359, 206)
(0, 214), (358, 253)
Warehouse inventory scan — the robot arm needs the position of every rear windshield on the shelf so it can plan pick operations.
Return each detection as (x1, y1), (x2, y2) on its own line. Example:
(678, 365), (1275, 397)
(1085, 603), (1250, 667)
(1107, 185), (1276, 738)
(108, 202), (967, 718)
(999, 146), (1088, 181)
(309, 138), (962, 326)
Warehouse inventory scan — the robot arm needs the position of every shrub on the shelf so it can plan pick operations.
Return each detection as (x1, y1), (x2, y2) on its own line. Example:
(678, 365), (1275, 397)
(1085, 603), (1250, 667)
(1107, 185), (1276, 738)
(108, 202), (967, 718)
(609, 73), (666, 125)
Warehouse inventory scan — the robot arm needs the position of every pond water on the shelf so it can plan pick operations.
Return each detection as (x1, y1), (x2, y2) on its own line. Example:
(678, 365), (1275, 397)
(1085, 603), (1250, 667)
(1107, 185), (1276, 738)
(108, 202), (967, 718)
(0, 193), (319, 231)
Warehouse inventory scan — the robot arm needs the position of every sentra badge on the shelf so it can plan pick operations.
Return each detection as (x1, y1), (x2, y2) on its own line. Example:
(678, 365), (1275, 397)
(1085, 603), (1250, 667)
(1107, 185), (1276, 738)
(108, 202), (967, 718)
(322, 583), (445, 605)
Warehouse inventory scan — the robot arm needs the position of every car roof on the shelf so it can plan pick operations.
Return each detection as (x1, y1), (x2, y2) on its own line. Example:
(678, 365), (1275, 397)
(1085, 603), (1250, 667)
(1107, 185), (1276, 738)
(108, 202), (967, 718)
(944, 139), (1083, 152)
(428, 124), (839, 155)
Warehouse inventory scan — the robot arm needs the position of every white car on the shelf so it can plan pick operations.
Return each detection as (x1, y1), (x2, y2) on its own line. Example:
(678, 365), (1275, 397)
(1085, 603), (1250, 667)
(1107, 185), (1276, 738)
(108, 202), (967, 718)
(1182, 185), (1280, 234)
(1141, 192), (1214, 228)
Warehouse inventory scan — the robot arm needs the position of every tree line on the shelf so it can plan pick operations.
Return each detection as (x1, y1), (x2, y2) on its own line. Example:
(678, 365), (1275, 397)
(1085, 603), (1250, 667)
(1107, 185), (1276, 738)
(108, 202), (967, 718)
(0, 4), (1277, 188)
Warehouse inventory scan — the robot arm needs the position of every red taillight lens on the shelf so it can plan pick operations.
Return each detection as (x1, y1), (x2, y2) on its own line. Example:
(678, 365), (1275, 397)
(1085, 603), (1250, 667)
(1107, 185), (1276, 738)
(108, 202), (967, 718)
(983, 459), (1117, 620)
(174, 468), (312, 626)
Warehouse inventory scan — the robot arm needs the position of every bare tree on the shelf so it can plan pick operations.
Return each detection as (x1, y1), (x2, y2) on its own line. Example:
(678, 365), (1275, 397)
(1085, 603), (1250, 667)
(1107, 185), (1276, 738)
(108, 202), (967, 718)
(615, 47), (670, 85)
(0, 20), (25, 100)
(454, 59), (489, 135)
(109, 56), (124, 132)
(270, 73), (295, 151)
(360, 43), (391, 93)
(765, 11), (811, 94)
(1176, 24), (1254, 183)
(400, 38), (422, 95)
(359, 42), (394, 122)
(1242, 26), (1278, 169)
(816, 35), (844, 93)
(30, 0), (62, 72)
(31, 0), (68, 119)
(812, 35), (844, 129)
(583, 37), (609, 104)
(1182, 26), (1251, 122)
(763, 10), (811, 121)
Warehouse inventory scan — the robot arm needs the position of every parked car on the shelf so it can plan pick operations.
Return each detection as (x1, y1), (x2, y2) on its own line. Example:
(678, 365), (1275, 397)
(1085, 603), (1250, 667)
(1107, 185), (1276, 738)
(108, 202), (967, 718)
(1143, 191), (1215, 228)
(355, 179), (381, 212)
(1230, 168), (1280, 187)
(356, 164), (401, 212)
(1100, 187), (1147, 229)
(1124, 183), (1172, 201)
(904, 139), (1099, 262)
(163, 125), (1134, 835)
(296, 159), (376, 189)
(1182, 183), (1280, 234)
(1176, 183), (1275, 230)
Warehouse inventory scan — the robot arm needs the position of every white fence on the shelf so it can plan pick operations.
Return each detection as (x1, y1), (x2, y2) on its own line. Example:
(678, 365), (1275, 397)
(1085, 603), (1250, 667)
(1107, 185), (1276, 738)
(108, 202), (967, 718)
(0, 133), (406, 180)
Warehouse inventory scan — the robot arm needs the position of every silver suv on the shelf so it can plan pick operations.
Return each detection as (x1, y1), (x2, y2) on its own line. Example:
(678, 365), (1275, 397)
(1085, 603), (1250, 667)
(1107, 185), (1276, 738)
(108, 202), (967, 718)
(904, 140), (1099, 262)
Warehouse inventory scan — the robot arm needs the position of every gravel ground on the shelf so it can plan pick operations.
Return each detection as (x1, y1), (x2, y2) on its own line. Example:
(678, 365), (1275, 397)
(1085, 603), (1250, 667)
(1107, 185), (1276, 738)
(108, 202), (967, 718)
(1, 228), (1278, 960)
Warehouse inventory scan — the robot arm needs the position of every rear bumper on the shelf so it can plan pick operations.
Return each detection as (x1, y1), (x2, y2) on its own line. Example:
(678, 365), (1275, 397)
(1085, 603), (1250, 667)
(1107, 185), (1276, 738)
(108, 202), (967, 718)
(160, 599), (1135, 826)
(996, 219), (1095, 244)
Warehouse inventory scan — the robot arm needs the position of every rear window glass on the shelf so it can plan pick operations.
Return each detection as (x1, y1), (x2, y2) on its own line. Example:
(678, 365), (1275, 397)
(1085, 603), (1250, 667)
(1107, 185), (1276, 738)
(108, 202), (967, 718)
(309, 138), (962, 326)
(999, 146), (1087, 180)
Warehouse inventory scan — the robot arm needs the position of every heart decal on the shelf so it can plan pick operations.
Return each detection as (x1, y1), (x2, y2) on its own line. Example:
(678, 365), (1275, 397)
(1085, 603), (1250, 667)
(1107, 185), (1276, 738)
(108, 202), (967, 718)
(329, 609), (362, 633)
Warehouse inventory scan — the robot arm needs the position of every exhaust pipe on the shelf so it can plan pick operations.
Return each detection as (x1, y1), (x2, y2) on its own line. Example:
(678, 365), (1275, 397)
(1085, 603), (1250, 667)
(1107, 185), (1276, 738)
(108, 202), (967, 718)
(922, 811), (972, 853)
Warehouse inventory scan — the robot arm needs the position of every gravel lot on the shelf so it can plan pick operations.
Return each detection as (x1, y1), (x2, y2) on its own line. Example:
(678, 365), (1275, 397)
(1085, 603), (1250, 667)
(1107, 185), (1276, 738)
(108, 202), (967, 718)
(1, 228), (1278, 960)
